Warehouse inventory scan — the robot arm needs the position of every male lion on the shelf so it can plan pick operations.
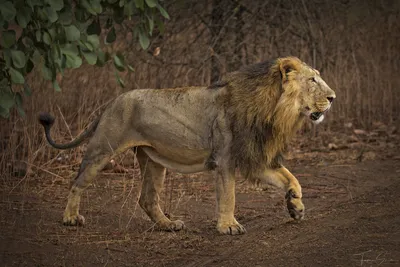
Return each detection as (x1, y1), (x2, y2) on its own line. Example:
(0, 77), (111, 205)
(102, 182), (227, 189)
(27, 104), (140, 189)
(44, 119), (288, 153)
(39, 57), (336, 235)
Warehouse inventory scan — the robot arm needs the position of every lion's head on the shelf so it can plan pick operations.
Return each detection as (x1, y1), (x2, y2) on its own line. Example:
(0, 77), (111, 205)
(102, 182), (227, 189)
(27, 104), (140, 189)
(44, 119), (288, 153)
(220, 56), (336, 178)
(277, 57), (336, 124)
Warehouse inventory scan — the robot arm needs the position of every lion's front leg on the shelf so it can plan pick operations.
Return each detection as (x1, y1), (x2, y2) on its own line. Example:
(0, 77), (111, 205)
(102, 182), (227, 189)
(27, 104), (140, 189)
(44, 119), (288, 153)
(263, 166), (305, 220)
(215, 169), (246, 235)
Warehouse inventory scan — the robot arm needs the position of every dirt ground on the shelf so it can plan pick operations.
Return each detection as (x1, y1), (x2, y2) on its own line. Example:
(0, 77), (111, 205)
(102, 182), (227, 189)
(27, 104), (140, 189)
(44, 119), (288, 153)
(1, 128), (400, 266)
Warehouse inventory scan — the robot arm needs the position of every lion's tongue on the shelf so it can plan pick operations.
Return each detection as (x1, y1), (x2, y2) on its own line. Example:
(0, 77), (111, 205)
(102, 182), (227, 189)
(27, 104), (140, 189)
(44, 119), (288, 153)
(310, 112), (323, 121)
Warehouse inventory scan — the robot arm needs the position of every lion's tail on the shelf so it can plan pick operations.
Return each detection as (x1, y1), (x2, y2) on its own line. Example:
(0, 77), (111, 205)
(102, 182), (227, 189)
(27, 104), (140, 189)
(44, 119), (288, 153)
(38, 112), (100, 150)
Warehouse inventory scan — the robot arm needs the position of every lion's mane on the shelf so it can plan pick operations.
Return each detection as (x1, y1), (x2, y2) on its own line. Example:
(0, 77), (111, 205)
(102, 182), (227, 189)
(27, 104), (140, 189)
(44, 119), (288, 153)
(214, 57), (306, 178)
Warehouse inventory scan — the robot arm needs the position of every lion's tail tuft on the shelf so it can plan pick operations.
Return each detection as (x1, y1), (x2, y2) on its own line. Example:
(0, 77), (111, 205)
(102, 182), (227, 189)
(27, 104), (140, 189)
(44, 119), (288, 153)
(38, 112), (55, 128)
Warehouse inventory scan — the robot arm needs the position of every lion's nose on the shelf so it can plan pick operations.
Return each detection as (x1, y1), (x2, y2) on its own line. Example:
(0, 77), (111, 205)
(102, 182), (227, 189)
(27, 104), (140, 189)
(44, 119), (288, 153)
(327, 97), (334, 103)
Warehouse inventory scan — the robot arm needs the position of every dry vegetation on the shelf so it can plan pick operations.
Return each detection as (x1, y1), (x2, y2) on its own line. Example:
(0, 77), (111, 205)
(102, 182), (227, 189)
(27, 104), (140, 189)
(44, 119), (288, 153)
(1, 0), (399, 177)
(1, 1), (400, 265)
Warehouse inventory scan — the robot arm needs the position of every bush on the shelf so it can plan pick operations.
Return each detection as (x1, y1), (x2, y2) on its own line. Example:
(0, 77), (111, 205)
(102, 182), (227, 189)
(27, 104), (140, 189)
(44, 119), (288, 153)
(0, 0), (169, 118)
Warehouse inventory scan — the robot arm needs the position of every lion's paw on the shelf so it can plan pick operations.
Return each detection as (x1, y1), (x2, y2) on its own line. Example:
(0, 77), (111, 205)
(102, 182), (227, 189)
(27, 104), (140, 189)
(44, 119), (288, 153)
(217, 222), (246, 235)
(286, 189), (305, 220)
(159, 220), (185, 231)
(63, 214), (85, 226)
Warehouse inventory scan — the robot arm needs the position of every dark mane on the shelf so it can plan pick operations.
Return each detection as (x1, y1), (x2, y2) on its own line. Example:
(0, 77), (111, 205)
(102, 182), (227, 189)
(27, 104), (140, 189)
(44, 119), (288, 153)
(222, 57), (304, 179)
(237, 60), (275, 79)
(208, 60), (276, 90)
(208, 80), (228, 90)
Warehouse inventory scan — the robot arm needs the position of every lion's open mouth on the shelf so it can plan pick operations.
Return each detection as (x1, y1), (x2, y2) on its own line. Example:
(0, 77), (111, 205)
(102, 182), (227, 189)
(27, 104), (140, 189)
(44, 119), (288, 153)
(310, 112), (323, 121)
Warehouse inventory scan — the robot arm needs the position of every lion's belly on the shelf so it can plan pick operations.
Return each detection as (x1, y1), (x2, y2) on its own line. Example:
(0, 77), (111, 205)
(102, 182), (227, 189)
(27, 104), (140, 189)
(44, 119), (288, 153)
(142, 146), (210, 173)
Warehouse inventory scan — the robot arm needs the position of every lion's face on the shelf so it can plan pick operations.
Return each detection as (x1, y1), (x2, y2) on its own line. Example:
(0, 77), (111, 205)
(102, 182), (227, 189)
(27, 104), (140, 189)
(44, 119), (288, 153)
(280, 58), (336, 124)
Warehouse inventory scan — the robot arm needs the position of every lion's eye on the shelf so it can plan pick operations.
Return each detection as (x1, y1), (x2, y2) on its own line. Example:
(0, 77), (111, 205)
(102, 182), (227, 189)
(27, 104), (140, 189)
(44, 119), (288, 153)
(310, 77), (317, 83)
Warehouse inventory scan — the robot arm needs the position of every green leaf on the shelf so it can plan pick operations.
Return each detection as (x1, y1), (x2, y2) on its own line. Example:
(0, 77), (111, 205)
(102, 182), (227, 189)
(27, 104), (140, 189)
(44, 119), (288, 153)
(59, 6), (73, 25)
(46, 0), (64, 11)
(43, 31), (52, 45)
(134, 0), (144, 10)
(26, 0), (43, 9)
(35, 30), (41, 42)
(65, 54), (82, 68)
(113, 53), (125, 71)
(96, 50), (110, 67)
(0, 87), (14, 109)
(54, 56), (63, 71)
(87, 19), (101, 35)
(44, 6), (58, 23)
(16, 7), (32, 28)
(31, 49), (42, 66)
(75, 21), (89, 33)
(41, 64), (54, 80)
(75, 7), (88, 22)
(81, 0), (97, 15)
(145, 0), (157, 8)
(61, 44), (79, 56)
(155, 18), (165, 34)
(147, 16), (154, 34)
(124, 0), (135, 17)
(139, 30), (150, 50)
(65, 25), (80, 41)
(80, 40), (93, 51)
(106, 27), (116, 44)
(0, 30), (16, 48)
(11, 50), (27, 69)
(51, 44), (61, 61)
(23, 83), (32, 96)
(0, 1), (16, 21)
(82, 51), (97, 65)
(87, 35), (100, 49)
(127, 64), (134, 72)
(91, 0), (103, 14)
(22, 36), (34, 47)
(52, 80), (61, 92)
(48, 27), (57, 40)
(37, 7), (47, 21)
(3, 49), (12, 67)
(15, 92), (25, 117)
(157, 4), (170, 19)
(60, 54), (66, 70)
(9, 67), (25, 84)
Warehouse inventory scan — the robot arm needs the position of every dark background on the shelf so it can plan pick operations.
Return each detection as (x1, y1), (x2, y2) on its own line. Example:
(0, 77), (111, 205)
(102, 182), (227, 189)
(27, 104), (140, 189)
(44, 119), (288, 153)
(1, 1), (399, 266)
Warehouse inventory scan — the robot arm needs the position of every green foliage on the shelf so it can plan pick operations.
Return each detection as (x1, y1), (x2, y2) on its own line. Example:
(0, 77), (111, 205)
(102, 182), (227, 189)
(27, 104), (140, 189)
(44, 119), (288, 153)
(0, 0), (169, 118)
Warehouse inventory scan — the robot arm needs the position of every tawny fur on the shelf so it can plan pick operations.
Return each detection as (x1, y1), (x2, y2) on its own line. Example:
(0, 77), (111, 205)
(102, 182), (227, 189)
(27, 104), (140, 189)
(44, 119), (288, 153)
(39, 56), (336, 235)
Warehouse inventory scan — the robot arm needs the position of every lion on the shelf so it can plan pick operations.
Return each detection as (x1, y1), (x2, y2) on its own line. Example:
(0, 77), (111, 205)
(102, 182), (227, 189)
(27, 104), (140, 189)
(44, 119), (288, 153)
(39, 56), (336, 235)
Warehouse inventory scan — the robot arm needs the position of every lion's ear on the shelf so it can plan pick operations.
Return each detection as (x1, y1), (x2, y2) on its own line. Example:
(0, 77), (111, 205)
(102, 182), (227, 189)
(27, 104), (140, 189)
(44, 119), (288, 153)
(279, 57), (300, 82)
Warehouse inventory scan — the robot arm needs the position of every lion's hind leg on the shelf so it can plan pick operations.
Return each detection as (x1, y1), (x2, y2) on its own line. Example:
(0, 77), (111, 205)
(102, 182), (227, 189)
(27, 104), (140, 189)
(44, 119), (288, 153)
(63, 149), (112, 226)
(136, 148), (185, 231)
(63, 128), (134, 226)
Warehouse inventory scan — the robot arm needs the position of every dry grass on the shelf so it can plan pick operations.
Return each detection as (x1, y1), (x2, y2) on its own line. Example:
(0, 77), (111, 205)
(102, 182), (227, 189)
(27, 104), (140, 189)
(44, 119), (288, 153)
(0, 0), (399, 203)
